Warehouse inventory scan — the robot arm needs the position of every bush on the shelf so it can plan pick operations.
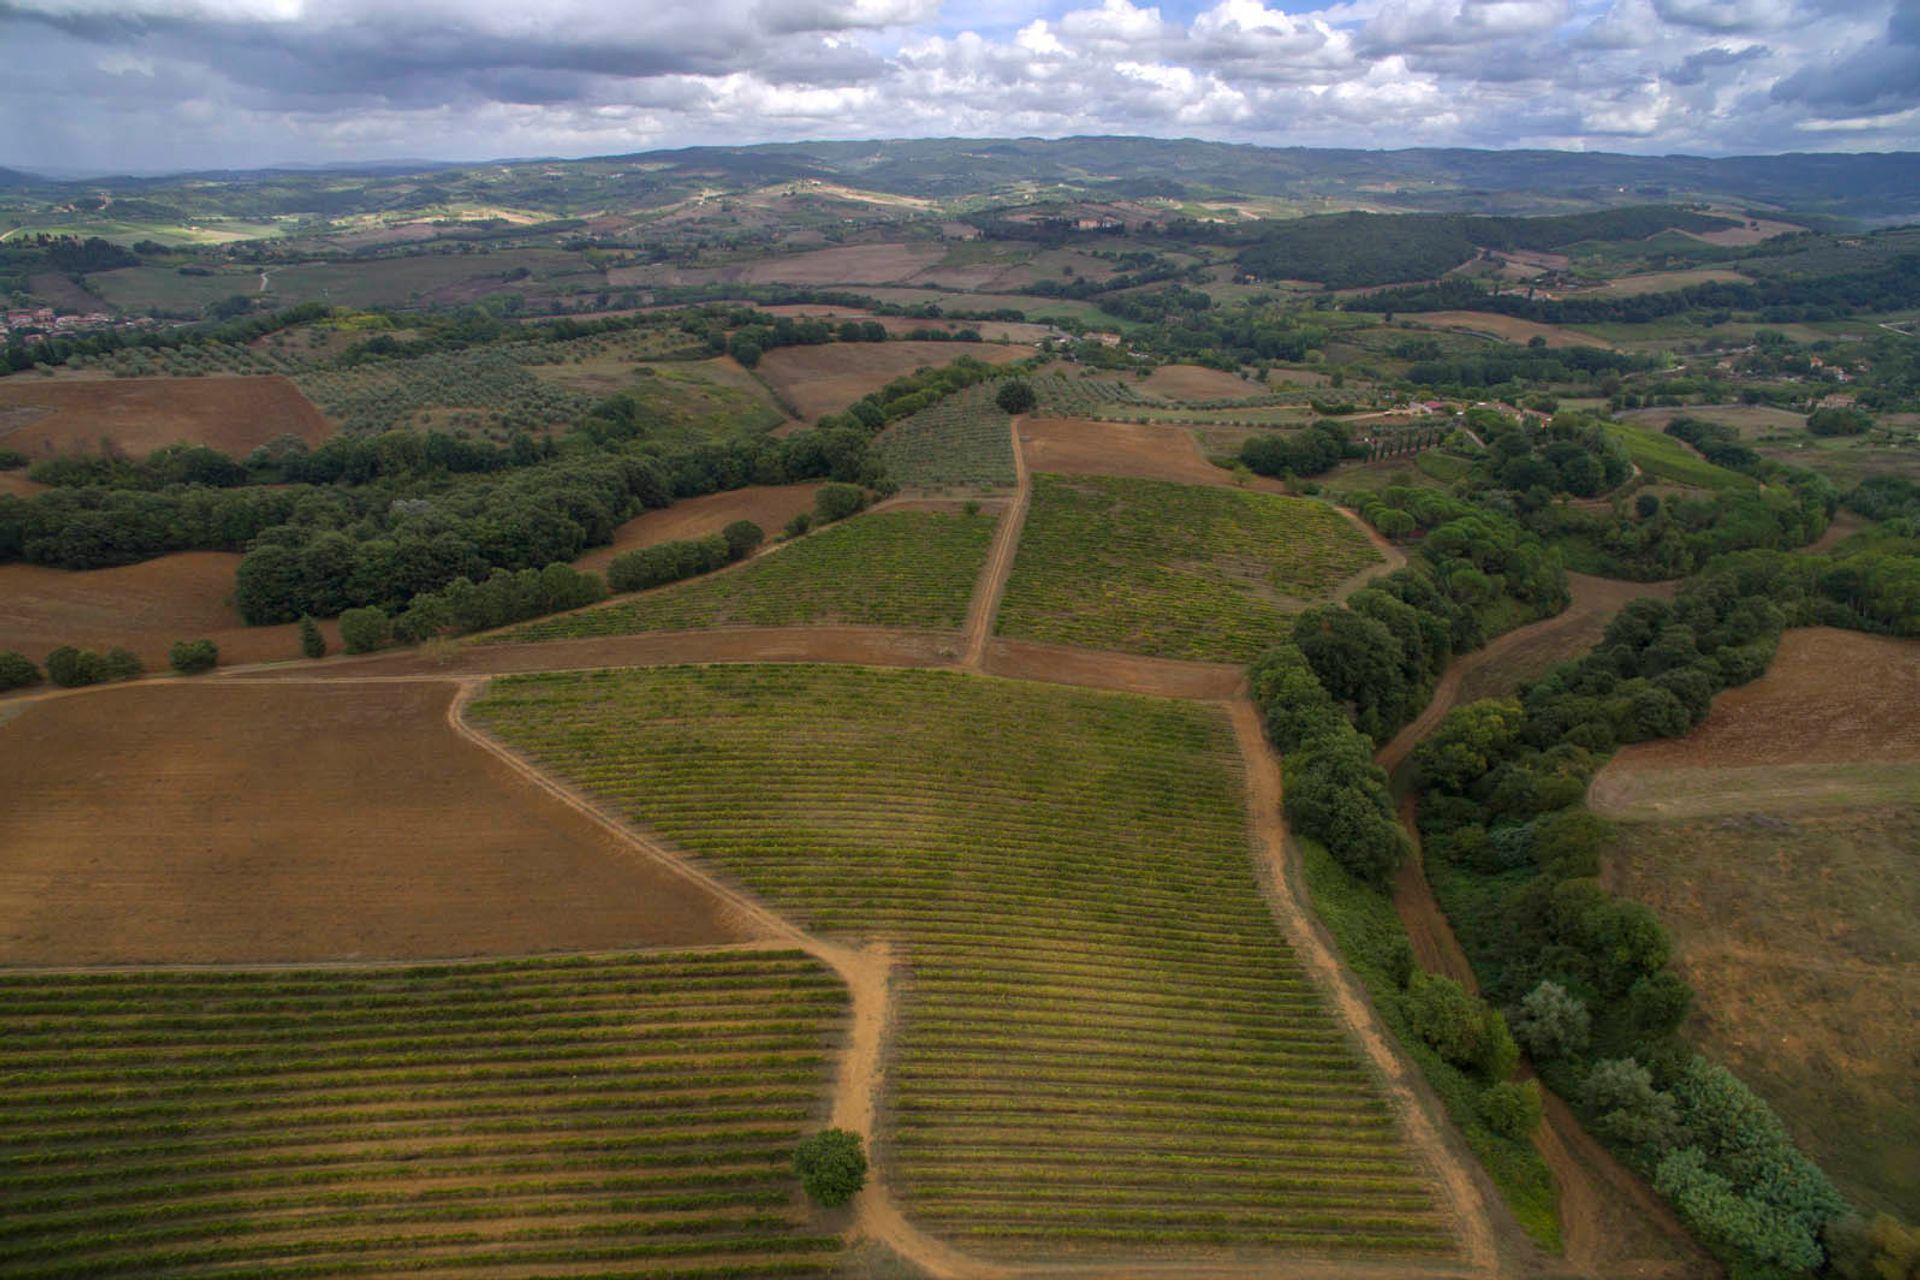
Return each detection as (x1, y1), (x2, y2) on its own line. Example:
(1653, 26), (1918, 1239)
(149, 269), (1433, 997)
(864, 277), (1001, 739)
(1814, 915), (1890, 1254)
(1807, 406), (1870, 437)
(721, 519), (764, 562)
(1582, 1057), (1685, 1155)
(995, 378), (1037, 414)
(299, 616), (327, 660)
(1406, 972), (1488, 1068)
(0, 650), (42, 690)
(0, 447), (27, 470)
(339, 606), (389, 654)
(168, 639), (219, 675)
(1482, 1079), (1544, 1140)
(813, 483), (868, 524)
(103, 647), (142, 681)
(1511, 980), (1590, 1060)
(608, 535), (730, 593)
(44, 645), (108, 688)
(784, 511), (813, 539)
(792, 1128), (867, 1208)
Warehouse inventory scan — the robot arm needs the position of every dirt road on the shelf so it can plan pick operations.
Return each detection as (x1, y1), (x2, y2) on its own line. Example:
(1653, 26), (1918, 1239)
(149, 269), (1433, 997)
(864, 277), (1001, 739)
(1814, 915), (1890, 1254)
(961, 414), (1031, 669)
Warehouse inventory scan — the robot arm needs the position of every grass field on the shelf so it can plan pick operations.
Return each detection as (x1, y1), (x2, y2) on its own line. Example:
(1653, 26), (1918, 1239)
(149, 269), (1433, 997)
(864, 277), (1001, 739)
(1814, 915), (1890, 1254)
(0, 952), (848, 1279)
(873, 382), (1015, 490)
(469, 665), (1454, 1260)
(996, 474), (1383, 663)
(1603, 422), (1757, 491)
(502, 511), (996, 641)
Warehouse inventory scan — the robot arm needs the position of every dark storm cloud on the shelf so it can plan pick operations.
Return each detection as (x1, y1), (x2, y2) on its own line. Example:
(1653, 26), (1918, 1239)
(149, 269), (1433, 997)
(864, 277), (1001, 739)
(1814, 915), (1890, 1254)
(1770, 6), (1920, 113)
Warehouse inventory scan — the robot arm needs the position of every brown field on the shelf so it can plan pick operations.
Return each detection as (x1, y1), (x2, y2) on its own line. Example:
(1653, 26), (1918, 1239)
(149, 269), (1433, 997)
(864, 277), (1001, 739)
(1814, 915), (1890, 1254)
(1619, 403), (1808, 439)
(0, 374), (331, 459)
(1405, 311), (1615, 350)
(0, 470), (44, 497)
(610, 243), (944, 289)
(1589, 268), (1751, 296)
(574, 483), (823, 574)
(1142, 363), (1258, 401)
(757, 340), (1029, 421)
(1682, 217), (1803, 246)
(0, 681), (752, 964)
(1017, 416), (1283, 492)
(0, 553), (339, 669)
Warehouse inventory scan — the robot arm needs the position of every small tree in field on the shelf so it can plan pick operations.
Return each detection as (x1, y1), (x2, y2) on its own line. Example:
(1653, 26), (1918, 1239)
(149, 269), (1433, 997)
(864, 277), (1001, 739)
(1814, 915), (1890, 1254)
(995, 378), (1037, 415)
(169, 639), (219, 675)
(1482, 1079), (1543, 1140)
(299, 616), (327, 660)
(721, 519), (764, 562)
(0, 650), (40, 691)
(793, 1129), (867, 1208)
(339, 607), (389, 655)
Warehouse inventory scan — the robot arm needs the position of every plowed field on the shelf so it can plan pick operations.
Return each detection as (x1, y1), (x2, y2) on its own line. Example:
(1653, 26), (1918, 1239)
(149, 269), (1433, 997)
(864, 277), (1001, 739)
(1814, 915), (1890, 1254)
(0, 375), (331, 458)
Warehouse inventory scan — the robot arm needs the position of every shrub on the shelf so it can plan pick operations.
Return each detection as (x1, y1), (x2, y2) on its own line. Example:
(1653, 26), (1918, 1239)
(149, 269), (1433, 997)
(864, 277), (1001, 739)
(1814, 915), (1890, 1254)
(1482, 1079), (1543, 1140)
(1406, 972), (1488, 1068)
(103, 647), (143, 681)
(784, 511), (813, 539)
(721, 519), (764, 562)
(1511, 980), (1590, 1060)
(1807, 406), (1870, 437)
(792, 1128), (867, 1208)
(0, 447), (27, 470)
(813, 483), (868, 524)
(44, 645), (108, 688)
(339, 606), (389, 654)
(1582, 1058), (1685, 1155)
(299, 616), (327, 660)
(995, 378), (1037, 415)
(0, 650), (42, 690)
(608, 535), (730, 593)
(168, 639), (219, 675)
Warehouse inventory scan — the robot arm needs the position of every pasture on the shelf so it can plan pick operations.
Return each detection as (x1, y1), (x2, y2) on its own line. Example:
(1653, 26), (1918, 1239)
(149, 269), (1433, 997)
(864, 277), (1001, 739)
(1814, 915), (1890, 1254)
(504, 510), (997, 641)
(755, 341), (1029, 422)
(0, 682), (751, 964)
(0, 951), (847, 1279)
(996, 474), (1383, 663)
(469, 664), (1455, 1260)
(0, 376), (330, 459)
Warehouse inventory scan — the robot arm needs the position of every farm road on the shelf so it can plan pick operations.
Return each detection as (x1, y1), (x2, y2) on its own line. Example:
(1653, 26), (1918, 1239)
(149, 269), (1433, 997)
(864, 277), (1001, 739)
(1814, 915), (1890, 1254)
(959, 413), (1030, 669)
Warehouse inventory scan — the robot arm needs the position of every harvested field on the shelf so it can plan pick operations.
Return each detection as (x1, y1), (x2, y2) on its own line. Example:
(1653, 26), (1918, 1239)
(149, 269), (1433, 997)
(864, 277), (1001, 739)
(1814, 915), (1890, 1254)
(1682, 217), (1803, 246)
(1605, 807), (1919, 1217)
(1404, 312), (1614, 350)
(996, 473), (1383, 663)
(0, 681), (752, 964)
(756, 341), (1029, 422)
(1589, 268), (1750, 296)
(574, 484), (823, 574)
(471, 665), (1455, 1261)
(1142, 363), (1258, 401)
(1618, 403), (1808, 439)
(0, 375), (331, 458)
(741, 242), (943, 286)
(1018, 416), (1276, 489)
(0, 470), (44, 497)
(504, 511), (996, 642)
(0, 952), (846, 1278)
(0, 552), (337, 669)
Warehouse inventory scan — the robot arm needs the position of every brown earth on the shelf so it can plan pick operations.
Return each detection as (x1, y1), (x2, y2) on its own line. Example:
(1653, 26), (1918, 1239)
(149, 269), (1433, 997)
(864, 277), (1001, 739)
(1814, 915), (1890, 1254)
(0, 681), (756, 964)
(1589, 269), (1750, 297)
(0, 470), (44, 497)
(756, 341), (1030, 422)
(1143, 363), (1260, 401)
(1405, 312), (1615, 351)
(574, 484), (823, 574)
(741, 243), (943, 286)
(0, 374), (332, 459)
(981, 638), (1245, 700)
(0, 553), (340, 669)
(1681, 218), (1802, 247)
(1017, 416), (1286, 492)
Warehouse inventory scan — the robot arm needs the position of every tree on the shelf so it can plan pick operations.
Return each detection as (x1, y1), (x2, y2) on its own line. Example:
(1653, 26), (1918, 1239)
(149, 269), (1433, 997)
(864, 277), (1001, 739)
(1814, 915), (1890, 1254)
(793, 1128), (867, 1208)
(1415, 699), (1525, 794)
(299, 616), (327, 660)
(995, 378), (1037, 415)
(1582, 1057), (1685, 1155)
(44, 646), (108, 688)
(728, 335), (762, 368)
(813, 483), (867, 524)
(1511, 980), (1590, 1060)
(1807, 406), (1870, 437)
(0, 650), (40, 691)
(721, 519), (764, 562)
(103, 647), (143, 681)
(1406, 972), (1487, 1067)
(339, 606), (389, 655)
(168, 639), (219, 675)
(1482, 1079), (1543, 1140)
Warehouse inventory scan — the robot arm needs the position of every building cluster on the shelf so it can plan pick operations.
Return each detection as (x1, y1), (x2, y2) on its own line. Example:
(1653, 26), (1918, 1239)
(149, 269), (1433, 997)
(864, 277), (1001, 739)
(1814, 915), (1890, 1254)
(0, 309), (162, 343)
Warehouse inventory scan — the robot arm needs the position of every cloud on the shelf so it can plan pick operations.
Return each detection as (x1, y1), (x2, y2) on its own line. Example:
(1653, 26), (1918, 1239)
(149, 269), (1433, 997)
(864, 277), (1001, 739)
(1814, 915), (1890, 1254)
(0, 0), (1911, 173)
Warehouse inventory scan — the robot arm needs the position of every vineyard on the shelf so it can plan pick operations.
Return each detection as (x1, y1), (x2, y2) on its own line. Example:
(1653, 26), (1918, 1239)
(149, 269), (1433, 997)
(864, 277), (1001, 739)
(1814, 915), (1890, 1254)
(0, 951), (849, 1280)
(872, 382), (1016, 491)
(996, 473), (1384, 663)
(1029, 372), (1160, 414)
(469, 665), (1454, 1260)
(500, 510), (997, 641)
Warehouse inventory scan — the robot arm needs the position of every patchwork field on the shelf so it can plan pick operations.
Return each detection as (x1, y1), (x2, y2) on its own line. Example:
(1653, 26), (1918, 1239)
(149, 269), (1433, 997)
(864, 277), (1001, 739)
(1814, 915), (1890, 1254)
(469, 664), (1455, 1260)
(1402, 312), (1614, 350)
(0, 552), (337, 669)
(0, 682), (750, 964)
(574, 484), (824, 575)
(506, 511), (996, 642)
(0, 375), (331, 458)
(996, 474), (1383, 663)
(755, 341), (1028, 422)
(873, 382), (1015, 490)
(0, 952), (848, 1279)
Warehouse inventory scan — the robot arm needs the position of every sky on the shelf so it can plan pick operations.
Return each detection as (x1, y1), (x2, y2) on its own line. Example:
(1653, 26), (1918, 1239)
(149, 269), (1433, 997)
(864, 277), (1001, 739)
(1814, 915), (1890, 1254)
(0, 0), (1915, 175)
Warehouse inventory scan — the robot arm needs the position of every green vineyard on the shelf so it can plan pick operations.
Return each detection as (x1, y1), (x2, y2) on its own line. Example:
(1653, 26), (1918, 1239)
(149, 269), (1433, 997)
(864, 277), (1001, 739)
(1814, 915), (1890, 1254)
(500, 510), (997, 641)
(996, 473), (1384, 663)
(0, 951), (848, 1280)
(873, 382), (1016, 490)
(1029, 372), (1159, 414)
(470, 665), (1453, 1261)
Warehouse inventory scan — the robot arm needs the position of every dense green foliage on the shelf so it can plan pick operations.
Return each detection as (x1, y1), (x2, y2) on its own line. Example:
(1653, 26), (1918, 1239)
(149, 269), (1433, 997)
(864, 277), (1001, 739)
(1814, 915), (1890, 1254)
(792, 1129), (867, 1208)
(1239, 420), (1357, 479)
(298, 615), (326, 659)
(43, 644), (140, 687)
(389, 562), (608, 642)
(608, 535), (732, 593)
(0, 649), (41, 690)
(167, 638), (219, 674)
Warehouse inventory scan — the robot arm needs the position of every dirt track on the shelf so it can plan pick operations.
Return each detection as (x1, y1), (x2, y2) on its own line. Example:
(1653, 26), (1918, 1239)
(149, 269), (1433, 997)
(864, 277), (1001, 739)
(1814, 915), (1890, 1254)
(961, 415), (1030, 668)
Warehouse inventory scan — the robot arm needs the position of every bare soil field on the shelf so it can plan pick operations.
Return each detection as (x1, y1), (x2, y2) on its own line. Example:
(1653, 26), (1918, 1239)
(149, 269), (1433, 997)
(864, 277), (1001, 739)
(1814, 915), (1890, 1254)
(0, 374), (331, 459)
(1588, 268), (1751, 296)
(1605, 806), (1919, 1215)
(757, 340), (1029, 421)
(0, 470), (44, 496)
(0, 681), (753, 964)
(1405, 311), (1615, 350)
(980, 637), (1245, 700)
(0, 553), (338, 669)
(1142, 363), (1258, 400)
(1682, 217), (1803, 246)
(742, 242), (943, 285)
(574, 483), (823, 574)
(1017, 416), (1286, 492)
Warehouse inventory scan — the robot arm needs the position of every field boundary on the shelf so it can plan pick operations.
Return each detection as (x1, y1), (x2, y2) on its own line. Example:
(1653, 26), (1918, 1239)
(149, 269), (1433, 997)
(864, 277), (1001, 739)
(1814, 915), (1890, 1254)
(961, 413), (1031, 669)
